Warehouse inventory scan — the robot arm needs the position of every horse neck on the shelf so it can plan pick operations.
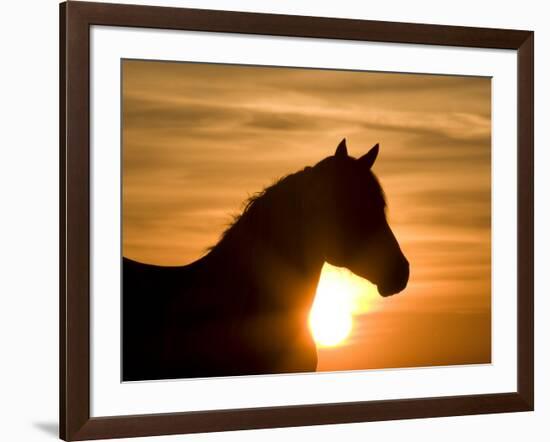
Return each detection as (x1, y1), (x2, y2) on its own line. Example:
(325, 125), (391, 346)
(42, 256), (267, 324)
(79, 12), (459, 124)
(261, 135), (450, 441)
(208, 173), (324, 312)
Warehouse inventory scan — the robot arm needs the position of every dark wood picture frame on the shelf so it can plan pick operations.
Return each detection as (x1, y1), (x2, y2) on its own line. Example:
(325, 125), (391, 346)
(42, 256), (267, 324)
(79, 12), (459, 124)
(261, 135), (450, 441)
(60, 1), (534, 440)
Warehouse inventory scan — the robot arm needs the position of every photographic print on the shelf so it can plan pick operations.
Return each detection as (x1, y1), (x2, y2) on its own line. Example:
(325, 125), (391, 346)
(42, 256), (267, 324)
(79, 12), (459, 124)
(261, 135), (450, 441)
(121, 60), (491, 382)
(60, 5), (533, 438)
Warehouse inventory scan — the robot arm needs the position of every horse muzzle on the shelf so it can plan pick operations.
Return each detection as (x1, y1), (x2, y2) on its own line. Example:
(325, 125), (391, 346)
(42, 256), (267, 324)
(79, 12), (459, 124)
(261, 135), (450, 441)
(377, 258), (409, 297)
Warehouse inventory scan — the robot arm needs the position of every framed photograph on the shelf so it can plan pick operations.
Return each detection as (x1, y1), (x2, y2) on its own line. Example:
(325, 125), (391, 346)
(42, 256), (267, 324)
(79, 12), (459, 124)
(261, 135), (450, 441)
(60, 1), (534, 440)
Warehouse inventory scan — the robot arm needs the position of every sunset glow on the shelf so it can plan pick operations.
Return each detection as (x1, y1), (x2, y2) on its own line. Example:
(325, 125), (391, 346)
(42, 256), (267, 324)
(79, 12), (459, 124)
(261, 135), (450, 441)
(309, 263), (379, 347)
(123, 60), (492, 371)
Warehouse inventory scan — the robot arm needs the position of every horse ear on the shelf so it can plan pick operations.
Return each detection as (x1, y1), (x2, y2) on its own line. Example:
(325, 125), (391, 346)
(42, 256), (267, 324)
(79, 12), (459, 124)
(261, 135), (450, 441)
(358, 143), (379, 169)
(334, 138), (348, 158)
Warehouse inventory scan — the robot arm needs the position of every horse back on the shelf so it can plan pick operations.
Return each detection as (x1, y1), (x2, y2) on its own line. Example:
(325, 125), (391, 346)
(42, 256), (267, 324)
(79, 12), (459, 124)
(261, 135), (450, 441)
(122, 257), (194, 380)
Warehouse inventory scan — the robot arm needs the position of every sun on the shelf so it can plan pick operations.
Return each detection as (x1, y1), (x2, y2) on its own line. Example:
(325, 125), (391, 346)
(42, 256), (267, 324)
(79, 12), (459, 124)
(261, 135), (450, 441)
(309, 263), (379, 347)
(309, 296), (352, 347)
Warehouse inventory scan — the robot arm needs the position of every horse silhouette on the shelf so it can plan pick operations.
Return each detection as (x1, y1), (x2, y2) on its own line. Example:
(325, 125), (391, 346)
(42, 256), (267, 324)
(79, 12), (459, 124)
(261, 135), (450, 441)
(123, 139), (409, 381)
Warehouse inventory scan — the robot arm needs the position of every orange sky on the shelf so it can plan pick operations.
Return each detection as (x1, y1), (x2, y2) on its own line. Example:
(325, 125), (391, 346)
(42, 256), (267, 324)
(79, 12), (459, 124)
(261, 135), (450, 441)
(122, 60), (491, 371)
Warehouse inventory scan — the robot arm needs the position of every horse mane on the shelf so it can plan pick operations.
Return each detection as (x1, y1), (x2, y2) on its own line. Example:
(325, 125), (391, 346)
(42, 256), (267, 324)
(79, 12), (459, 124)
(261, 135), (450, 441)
(210, 166), (312, 251)
(208, 156), (387, 254)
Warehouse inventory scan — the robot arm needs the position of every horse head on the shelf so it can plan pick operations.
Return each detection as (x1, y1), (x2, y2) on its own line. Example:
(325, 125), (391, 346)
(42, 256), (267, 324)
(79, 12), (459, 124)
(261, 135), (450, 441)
(305, 139), (409, 296)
